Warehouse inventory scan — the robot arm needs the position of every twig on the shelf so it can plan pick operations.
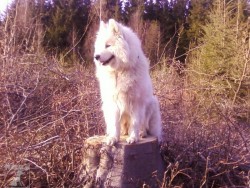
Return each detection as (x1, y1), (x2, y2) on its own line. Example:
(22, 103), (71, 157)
(24, 158), (49, 180)
(63, 10), (94, 58)
(200, 155), (210, 187)
(8, 71), (40, 128)
(27, 135), (59, 149)
(232, 44), (249, 105)
(211, 93), (249, 152)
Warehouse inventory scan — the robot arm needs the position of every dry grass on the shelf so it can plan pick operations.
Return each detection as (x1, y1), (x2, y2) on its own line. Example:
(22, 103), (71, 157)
(152, 62), (250, 187)
(0, 54), (104, 187)
(0, 53), (249, 187)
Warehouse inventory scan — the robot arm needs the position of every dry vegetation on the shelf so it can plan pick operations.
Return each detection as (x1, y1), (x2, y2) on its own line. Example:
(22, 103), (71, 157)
(152, 63), (250, 187)
(0, 53), (104, 187)
(0, 50), (249, 187)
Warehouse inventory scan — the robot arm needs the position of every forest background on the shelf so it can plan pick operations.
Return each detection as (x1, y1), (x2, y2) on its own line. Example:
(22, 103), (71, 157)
(0, 0), (250, 187)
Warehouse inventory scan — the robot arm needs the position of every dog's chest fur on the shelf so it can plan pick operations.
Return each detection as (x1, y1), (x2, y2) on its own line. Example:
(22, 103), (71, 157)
(98, 68), (141, 109)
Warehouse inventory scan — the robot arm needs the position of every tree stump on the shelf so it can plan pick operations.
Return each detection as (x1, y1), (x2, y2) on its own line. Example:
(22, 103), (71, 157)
(79, 136), (164, 188)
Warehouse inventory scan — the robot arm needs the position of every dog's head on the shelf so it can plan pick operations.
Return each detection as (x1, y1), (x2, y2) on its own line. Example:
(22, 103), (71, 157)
(94, 19), (130, 69)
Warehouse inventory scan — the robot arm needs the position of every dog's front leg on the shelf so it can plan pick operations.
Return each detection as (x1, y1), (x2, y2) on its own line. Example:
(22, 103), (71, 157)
(102, 103), (120, 145)
(126, 112), (140, 144)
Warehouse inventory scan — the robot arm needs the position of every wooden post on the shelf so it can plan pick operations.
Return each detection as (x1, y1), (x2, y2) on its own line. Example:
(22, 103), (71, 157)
(79, 136), (164, 188)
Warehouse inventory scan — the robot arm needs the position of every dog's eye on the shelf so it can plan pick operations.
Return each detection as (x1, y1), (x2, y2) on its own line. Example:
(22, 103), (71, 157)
(105, 44), (111, 48)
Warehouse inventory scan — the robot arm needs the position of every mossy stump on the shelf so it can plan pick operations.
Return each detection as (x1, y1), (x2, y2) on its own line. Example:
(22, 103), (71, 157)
(79, 135), (164, 188)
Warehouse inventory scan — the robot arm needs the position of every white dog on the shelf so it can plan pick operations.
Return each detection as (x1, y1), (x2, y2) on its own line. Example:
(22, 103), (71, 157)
(94, 19), (162, 145)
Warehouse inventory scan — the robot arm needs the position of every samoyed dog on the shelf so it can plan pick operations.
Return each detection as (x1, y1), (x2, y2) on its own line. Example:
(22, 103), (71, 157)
(94, 19), (162, 145)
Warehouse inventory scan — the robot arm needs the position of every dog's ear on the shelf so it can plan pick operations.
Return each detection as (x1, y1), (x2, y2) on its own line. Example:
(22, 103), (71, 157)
(108, 19), (120, 34)
(100, 20), (106, 30)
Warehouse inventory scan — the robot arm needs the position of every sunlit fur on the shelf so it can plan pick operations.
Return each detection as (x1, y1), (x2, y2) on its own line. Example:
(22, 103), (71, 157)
(94, 19), (162, 145)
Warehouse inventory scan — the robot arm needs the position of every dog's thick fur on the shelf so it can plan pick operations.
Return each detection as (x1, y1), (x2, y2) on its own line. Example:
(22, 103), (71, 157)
(94, 19), (162, 145)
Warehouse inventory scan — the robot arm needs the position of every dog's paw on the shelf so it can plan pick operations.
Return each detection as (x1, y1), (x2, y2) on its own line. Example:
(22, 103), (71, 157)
(106, 136), (118, 146)
(126, 136), (138, 144)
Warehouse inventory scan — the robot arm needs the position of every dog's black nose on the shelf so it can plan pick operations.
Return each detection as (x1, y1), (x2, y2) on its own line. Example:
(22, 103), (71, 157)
(95, 55), (100, 60)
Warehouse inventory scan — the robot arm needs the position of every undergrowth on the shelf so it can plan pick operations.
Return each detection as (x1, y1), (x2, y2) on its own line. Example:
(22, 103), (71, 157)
(0, 53), (249, 187)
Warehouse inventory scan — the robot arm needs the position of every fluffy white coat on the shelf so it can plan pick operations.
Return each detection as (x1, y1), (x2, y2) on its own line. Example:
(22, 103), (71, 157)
(94, 19), (162, 145)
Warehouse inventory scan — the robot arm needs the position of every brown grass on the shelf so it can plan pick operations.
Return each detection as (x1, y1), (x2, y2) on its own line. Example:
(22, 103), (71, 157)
(0, 53), (249, 187)
(152, 62), (250, 187)
(0, 54), (103, 187)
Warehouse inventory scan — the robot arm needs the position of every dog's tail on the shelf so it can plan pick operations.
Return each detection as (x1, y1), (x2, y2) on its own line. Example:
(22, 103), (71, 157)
(148, 96), (162, 143)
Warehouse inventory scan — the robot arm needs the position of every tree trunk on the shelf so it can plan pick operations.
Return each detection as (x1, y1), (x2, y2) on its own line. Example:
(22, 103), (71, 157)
(79, 136), (164, 188)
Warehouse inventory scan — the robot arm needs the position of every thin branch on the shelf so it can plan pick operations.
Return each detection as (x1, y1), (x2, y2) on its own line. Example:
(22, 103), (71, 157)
(24, 158), (48, 176)
(27, 135), (59, 149)
(63, 12), (94, 59)
(232, 44), (249, 105)
(8, 71), (40, 128)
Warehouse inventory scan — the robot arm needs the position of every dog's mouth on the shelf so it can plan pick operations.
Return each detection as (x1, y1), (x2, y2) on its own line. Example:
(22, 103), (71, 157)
(100, 55), (115, 66)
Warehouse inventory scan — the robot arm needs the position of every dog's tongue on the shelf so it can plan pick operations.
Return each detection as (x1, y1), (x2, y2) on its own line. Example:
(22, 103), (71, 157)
(101, 60), (109, 66)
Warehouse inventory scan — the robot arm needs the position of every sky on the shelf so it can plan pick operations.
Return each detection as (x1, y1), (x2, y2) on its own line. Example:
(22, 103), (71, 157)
(0, 0), (13, 15)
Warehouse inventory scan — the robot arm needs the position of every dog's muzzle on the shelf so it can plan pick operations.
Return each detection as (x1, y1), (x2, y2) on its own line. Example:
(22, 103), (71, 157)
(95, 55), (115, 66)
